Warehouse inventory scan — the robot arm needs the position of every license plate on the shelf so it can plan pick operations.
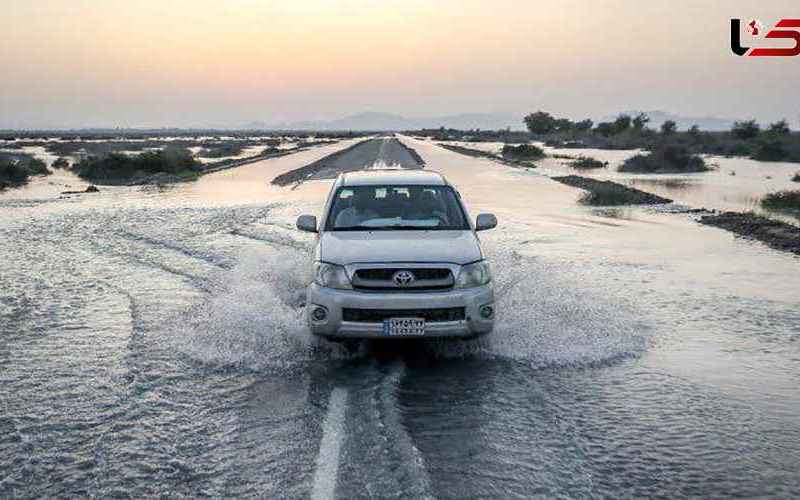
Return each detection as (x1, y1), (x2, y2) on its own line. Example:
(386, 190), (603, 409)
(383, 317), (425, 336)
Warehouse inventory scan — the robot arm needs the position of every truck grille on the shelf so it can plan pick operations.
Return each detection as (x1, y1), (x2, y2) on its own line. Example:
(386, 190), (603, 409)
(352, 268), (454, 291)
(342, 307), (465, 323)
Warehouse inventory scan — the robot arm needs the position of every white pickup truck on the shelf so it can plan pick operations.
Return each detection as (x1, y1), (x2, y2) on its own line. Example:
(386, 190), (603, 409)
(296, 169), (496, 341)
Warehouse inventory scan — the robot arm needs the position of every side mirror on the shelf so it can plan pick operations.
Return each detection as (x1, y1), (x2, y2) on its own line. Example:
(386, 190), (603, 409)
(475, 213), (497, 231)
(296, 215), (318, 233)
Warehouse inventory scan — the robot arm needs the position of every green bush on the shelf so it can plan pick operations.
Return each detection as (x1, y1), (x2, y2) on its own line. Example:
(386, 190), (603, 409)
(73, 147), (200, 183)
(198, 143), (246, 158)
(752, 140), (788, 162)
(728, 143), (754, 157)
(661, 120), (677, 135)
(632, 113), (650, 131)
(0, 160), (29, 186)
(574, 119), (593, 131)
(0, 158), (50, 189)
(768, 120), (790, 135)
(523, 111), (557, 134)
(22, 158), (49, 175)
(731, 120), (760, 140)
(761, 190), (800, 210)
(594, 122), (616, 137)
(501, 144), (545, 160)
(620, 145), (709, 173)
(570, 156), (607, 169)
(52, 157), (70, 169)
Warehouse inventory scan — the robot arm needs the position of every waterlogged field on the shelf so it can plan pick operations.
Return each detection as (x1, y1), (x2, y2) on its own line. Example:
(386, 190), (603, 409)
(0, 134), (339, 173)
(440, 139), (800, 222)
(1, 137), (799, 498)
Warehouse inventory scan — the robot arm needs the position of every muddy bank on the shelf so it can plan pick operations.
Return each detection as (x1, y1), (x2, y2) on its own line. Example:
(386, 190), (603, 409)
(271, 137), (425, 186)
(552, 175), (673, 205)
(436, 143), (537, 169)
(699, 212), (800, 255)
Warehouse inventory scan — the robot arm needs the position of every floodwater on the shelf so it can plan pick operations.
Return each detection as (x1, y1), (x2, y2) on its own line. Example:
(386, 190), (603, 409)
(444, 139), (800, 223)
(1, 137), (799, 498)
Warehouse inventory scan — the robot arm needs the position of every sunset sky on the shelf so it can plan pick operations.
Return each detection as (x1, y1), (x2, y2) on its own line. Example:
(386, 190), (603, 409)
(2, 0), (798, 128)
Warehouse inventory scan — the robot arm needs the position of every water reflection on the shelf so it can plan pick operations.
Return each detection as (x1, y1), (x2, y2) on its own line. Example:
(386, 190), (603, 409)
(433, 139), (800, 224)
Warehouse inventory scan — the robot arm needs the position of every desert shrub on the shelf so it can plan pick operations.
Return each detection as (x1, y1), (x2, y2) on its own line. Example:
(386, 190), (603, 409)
(731, 120), (760, 140)
(523, 111), (557, 134)
(553, 118), (574, 132)
(501, 144), (545, 160)
(728, 143), (754, 157)
(0, 160), (29, 186)
(74, 147), (200, 182)
(632, 113), (650, 131)
(761, 190), (800, 210)
(619, 145), (709, 173)
(21, 158), (49, 175)
(553, 175), (671, 205)
(570, 156), (607, 169)
(52, 157), (70, 169)
(768, 119), (790, 135)
(594, 122), (616, 137)
(0, 158), (50, 189)
(752, 140), (789, 162)
(198, 142), (246, 158)
(613, 114), (632, 133)
(763, 190), (800, 208)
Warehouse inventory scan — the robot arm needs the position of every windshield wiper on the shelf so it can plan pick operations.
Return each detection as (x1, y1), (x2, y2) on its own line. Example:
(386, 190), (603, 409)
(333, 225), (403, 231)
(334, 225), (453, 231)
(382, 225), (439, 230)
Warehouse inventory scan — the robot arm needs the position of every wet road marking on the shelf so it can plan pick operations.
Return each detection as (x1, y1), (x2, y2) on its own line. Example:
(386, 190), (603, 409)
(311, 387), (348, 500)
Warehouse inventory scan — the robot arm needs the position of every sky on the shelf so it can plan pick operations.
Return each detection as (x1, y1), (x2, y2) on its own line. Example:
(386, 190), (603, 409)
(1, 0), (799, 129)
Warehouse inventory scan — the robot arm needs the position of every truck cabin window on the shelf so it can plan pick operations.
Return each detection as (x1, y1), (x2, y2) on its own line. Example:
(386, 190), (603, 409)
(326, 185), (469, 231)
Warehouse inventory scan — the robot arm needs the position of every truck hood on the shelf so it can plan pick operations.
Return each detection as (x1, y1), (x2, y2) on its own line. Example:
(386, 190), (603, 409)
(317, 230), (483, 265)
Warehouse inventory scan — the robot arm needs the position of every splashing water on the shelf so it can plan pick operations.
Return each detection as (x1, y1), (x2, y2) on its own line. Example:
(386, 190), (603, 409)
(169, 227), (650, 372)
(171, 247), (315, 372)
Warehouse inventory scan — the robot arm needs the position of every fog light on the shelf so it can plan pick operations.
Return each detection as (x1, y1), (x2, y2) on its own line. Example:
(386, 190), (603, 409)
(311, 305), (328, 322)
(479, 305), (494, 319)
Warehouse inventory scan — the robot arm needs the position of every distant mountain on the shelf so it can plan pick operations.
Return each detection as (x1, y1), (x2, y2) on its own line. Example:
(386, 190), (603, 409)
(246, 112), (526, 131)
(602, 110), (735, 131)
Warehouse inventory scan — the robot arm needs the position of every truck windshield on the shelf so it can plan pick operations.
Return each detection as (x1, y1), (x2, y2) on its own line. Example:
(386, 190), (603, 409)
(326, 185), (469, 231)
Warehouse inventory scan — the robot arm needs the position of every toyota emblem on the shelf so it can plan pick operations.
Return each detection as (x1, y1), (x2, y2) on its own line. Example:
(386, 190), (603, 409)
(392, 270), (415, 287)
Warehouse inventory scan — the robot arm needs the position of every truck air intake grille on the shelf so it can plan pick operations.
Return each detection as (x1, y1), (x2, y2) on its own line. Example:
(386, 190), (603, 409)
(342, 307), (466, 323)
(352, 268), (454, 291)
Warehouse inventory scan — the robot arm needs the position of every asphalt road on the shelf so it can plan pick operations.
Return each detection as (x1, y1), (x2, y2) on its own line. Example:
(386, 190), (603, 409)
(271, 136), (424, 185)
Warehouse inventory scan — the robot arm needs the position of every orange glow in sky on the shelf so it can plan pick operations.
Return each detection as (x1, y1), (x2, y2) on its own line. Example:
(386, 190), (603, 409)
(2, 0), (798, 128)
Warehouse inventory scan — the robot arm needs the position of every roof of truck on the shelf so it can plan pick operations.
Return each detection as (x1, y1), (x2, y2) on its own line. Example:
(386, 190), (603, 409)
(339, 169), (447, 187)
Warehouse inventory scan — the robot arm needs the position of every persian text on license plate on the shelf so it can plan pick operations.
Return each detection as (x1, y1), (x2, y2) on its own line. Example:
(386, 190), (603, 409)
(383, 317), (425, 336)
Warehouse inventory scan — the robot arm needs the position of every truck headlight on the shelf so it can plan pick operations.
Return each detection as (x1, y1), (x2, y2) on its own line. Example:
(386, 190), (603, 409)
(455, 261), (491, 288)
(313, 262), (352, 290)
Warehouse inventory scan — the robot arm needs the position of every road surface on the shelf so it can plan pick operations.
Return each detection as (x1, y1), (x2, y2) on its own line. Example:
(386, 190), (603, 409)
(272, 137), (424, 185)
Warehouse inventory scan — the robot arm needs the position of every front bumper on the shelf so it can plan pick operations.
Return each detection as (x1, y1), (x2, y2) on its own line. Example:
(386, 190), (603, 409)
(306, 283), (494, 339)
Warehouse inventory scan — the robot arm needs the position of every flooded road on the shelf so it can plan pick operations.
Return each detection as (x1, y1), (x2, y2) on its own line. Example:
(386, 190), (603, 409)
(272, 137), (423, 185)
(1, 137), (799, 498)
